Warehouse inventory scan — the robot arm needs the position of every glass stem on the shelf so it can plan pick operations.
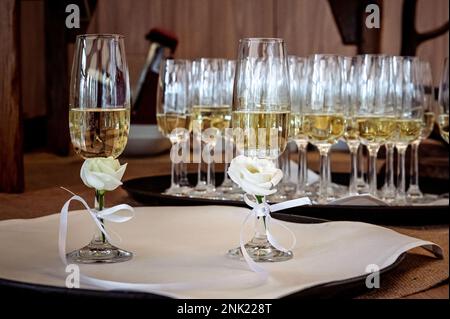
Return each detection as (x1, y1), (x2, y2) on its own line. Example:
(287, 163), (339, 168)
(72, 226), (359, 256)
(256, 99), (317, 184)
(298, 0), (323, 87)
(206, 144), (215, 191)
(384, 143), (395, 196)
(296, 142), (308, 195)
(254, 195), (267, 240)
(349, 144), (359, 195)
(409, 141), (420, 191)
(368, 145), (379, 197)
(397, 146), (407, 203)
(318, 146), (331, 203)
(94, 190), (106, 244)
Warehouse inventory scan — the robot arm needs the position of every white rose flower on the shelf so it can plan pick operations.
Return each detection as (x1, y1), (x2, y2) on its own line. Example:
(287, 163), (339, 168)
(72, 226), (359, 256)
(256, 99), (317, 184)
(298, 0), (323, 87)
(227, 155), (283, 196)
(80, 157), (127, 191)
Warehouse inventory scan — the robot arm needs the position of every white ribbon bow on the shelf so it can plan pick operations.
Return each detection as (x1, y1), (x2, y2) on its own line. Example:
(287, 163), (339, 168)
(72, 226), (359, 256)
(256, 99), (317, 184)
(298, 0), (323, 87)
(58, 189), (134, 265)
(239, 194), (312, 273)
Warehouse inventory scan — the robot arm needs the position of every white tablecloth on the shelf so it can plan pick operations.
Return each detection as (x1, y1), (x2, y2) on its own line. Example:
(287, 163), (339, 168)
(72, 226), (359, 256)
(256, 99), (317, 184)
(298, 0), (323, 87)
(0, 206), (442, 298)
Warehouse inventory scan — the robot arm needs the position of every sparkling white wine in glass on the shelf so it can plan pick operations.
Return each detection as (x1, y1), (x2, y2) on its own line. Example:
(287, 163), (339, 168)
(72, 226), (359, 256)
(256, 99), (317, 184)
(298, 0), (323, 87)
(438, 114), (449, 143)
(156, 113), (192, 142)
(290, 112), (307, 141)
(233, 110), (290, 159)
(421, 111), (436, 139)
(229, 38), (292, 262)
(303, 113), (345, 145)
(69, 108), (130, 159)
(395, 119), (422, 145)
(67, 34), (132, 264)
(192, 105), (231, 131)
(356, 116), (397, 146)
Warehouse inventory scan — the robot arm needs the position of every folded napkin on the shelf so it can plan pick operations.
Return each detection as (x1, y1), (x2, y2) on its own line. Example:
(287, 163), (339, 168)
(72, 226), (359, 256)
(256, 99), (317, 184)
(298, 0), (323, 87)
(0, 206), (442, 299)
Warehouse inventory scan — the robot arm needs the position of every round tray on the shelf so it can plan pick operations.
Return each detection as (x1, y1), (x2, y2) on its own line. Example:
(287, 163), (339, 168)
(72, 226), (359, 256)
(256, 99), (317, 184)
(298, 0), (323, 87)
(0, 212), (405, 300)
(122, 174), (449, 226)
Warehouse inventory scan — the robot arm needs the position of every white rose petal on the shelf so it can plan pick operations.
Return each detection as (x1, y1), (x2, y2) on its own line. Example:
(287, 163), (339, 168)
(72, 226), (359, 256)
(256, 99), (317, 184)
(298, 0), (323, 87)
(80, 157), (127, 191)
(227, 155), (283, 196)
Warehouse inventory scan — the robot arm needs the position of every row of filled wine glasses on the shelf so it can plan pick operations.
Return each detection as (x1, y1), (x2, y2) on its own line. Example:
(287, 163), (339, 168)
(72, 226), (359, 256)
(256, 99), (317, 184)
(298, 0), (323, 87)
(283, 54), (449, 205)
(156, 58), (240, 199)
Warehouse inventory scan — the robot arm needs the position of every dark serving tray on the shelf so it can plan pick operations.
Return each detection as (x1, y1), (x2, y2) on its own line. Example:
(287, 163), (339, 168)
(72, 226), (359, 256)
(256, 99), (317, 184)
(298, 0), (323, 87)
(0, 212), (405, 300)
(122, 174), (449, 226)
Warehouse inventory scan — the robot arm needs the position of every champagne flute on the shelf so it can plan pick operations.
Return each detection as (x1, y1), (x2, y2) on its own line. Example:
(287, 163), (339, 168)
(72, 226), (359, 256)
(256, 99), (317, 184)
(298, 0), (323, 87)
(229, 38), (291, 262)
(216, 60), (241, 197)
(68, 34), (132, 263)
(355, 55), (394, 198)
(341, 56), (361, 196)
(303, 54), (345, 204)
(156, 59), (191, 195)
(288, 56), (311, 197)
(407, 60), (436, 201)
(393, 57), (424, 205)
(191, 58), (231, 198)
(438, 58), (449, 144)
(381, 56), (400, 202)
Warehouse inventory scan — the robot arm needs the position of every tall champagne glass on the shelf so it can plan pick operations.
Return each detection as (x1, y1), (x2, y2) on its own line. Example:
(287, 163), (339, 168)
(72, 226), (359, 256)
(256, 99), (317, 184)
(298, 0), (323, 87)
(341, 56), (361, 195)
(288, 56), (311, 197)
(229, 38), (292, 262)
(438, 58), (449, 144)
(191, 58), (231, 198)
(355, 55), (394, 198)
(393, 57), (424, 204)
(407, 60), (436, 201)
(216, 60), (241, 197)
(156, 59), (191, 195)
(303, 54), (345, 204)
(68, 34), (132, 263)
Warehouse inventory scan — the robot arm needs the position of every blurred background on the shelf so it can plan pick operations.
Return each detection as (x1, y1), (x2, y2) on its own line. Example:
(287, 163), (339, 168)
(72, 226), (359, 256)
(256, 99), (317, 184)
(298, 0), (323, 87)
(0, 0), (448, 194)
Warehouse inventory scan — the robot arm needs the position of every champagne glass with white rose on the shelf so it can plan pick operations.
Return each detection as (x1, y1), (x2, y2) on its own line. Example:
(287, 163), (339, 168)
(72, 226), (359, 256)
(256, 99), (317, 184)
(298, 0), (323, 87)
(228, 38), (292, 262)
(68, 34), (132, 263)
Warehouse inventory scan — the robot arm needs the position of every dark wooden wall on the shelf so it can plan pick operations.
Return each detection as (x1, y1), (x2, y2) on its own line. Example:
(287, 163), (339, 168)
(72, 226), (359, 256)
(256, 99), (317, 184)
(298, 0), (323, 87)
(0, 0), (24, 193)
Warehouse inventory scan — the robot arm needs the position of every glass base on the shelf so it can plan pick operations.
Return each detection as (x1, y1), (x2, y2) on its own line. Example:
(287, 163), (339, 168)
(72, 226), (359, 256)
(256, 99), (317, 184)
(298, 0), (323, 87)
(406, 185), (424, 201)
(164, 185), (189, 196)
(355, 178), (369, 194)
(67, 240), (133, 264)
(227, 237), (293, 262)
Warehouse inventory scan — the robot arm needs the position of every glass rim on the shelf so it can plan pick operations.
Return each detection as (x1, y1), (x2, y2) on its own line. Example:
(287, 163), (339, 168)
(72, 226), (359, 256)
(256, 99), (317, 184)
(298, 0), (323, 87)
(239, 37), (284, 43)
(76, 34), (125, 40)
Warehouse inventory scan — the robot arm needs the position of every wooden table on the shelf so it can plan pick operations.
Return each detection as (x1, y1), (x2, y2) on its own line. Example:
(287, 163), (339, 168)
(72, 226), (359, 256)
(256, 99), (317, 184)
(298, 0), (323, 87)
(0, 150), (448, 299)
